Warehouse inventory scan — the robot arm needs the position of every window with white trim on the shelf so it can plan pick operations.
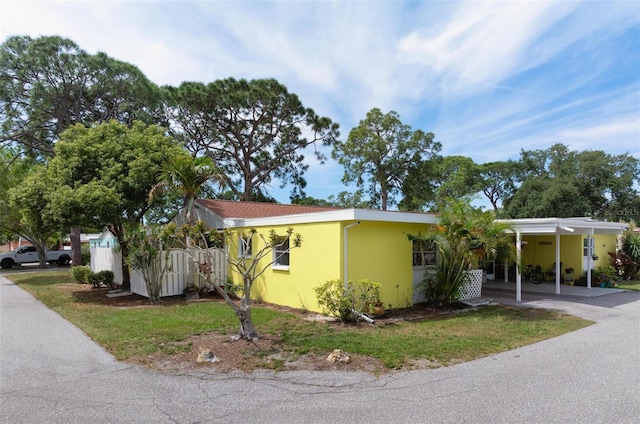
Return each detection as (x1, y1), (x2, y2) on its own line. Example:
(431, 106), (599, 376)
(239, 235), (252, 258)
(412, 240), (436, 267)
(273, 236), (290, 268)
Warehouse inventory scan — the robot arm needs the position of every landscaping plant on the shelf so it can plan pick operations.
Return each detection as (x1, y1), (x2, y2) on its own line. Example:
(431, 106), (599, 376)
(621, 229), (640, 279)
(164, 221), (302, 341)
(69, 265), (92, 284)
(408, 198), (516, 307)
(314, 278), (382, 322)
(124, 225), (172, 303)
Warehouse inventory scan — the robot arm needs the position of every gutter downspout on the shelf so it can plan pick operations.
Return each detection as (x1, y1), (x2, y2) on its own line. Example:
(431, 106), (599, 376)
(343, 221), (361, 286)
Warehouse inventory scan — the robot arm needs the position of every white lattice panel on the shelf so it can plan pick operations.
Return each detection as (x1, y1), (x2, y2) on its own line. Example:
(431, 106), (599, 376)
(458, 269), (483, 300)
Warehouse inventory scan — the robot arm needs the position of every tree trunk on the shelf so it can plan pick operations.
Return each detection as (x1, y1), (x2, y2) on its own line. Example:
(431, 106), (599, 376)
(36, 243), (47, 268)
(212, 275), (259, 340)
(381, 188), (388, 211)
(234, 306), (258, 340)
(70, 227), (82, 265)
(119, 240), (131, 291)
(112, 225), (131, 290)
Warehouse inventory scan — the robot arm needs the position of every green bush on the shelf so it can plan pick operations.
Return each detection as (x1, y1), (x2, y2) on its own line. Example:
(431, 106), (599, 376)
(96, 270), (114, 288)
(69, 266), (92, 284)
(595, 265), (616, 282)
(314, 279), (381, 322)
(88, 272), (102, 288)
(80, 249), (91, 266)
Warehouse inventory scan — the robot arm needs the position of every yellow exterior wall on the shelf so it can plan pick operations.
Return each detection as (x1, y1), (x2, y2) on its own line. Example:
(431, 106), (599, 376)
(520, 234), (617, 278)
(346, 221), (427, 309)
(591, 234), (617, 271)
(226, 222), (343, 312)
(225, 220), (429, 312)
(560, 236), (582, 277)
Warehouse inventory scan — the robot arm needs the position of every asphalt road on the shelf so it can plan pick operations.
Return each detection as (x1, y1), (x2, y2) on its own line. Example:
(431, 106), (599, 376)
(1, 275), (639, 423)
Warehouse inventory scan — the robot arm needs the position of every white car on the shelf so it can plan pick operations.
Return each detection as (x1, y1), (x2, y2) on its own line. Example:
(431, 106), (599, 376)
(0, 246), (72, 269)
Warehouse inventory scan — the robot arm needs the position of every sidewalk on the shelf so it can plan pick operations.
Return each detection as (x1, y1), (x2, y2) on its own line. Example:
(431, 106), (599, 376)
(0, 277), (125, 392)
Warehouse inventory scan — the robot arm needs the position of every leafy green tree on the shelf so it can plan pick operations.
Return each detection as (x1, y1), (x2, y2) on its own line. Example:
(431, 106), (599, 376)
(477, 160), (519, 213)
(162, 78), (339, 201)
(401, 155), (477, 211)
(290, 195), (334, 206)
(0, 35), (162, 264)
(504, 143), (640, 220)
(6, 166), (63, 267)
(503, 177), (590, 218)
(0, 35), (161, 156)
(333, 108), (441, 210)
(0, 147), (56, 264)
(326, 190), (371, 209)
(46, 121), (183, 289)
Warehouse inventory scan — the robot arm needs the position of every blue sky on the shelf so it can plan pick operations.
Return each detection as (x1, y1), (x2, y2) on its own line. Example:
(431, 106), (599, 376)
(1, 0), (639, 206)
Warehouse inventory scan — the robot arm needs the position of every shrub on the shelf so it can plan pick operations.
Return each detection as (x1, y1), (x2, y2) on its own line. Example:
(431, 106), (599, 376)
(69, 266), (92, 284)
(96, 270), (114, 288)
(88, 272), (102, 288)
(314, 279), (382, 322)
(595, 265), (616, 282)
(80, 249), (91, 266)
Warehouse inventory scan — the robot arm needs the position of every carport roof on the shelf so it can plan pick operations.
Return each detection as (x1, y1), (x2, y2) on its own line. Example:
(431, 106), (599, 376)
(495, 217), (628, 236)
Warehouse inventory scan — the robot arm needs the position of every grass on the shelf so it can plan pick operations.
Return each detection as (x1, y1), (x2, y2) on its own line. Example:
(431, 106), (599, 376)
(8, 271), (593, 370)
(616, 280), (640, 291)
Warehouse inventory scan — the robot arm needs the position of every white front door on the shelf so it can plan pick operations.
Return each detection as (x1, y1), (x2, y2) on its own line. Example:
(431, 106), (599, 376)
(583, 238), (594, 271)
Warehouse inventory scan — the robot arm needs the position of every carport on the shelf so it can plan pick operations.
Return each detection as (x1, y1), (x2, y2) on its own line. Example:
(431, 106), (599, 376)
(495, 217), (628, 302)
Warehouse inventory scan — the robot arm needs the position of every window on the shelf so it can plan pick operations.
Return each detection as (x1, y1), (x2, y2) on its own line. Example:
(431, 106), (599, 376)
(273, 236), (290, 268)
(583, 238), (594, 257)
(412, 240), (436, 267)
(239, 235), (252, 258)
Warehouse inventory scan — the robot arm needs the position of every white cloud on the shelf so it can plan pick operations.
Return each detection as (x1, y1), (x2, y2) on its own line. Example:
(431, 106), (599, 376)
(396, 1), (579, 95)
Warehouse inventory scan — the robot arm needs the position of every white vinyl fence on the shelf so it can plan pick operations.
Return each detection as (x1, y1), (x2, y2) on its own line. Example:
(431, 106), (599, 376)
(90, 246), (227, 298)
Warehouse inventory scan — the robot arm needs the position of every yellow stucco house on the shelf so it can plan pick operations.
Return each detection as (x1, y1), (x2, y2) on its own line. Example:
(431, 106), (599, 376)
(191, 199), (440, 312)
(189, 200), (628, 309)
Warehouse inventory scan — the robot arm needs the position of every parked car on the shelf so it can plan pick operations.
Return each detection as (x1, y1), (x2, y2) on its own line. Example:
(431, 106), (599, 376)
(0, 246), (72, 269)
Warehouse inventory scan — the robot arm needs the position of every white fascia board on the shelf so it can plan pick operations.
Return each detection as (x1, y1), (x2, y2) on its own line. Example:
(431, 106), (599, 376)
(222, 209), (440, 229)
(496, 217), (628, 235)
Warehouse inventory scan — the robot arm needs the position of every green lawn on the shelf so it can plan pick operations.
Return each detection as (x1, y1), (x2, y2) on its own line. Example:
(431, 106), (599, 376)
(616, 280), (640, 291)
(8, 271), (593, 370)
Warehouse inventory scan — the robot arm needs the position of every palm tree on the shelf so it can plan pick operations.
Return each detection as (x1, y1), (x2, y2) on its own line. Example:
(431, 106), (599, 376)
(150, 154), (223, 223)
(409, 198), (516, 306)
(149, 154), (224, 291)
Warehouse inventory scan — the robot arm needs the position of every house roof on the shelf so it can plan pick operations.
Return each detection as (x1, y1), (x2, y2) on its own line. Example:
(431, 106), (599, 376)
(193, 199), (440, 228)
(195, 199), (340, 219)
(495, 217), (628, 235)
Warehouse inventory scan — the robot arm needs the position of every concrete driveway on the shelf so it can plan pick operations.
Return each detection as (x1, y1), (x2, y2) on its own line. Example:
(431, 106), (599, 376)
(1, 275), (639, 423)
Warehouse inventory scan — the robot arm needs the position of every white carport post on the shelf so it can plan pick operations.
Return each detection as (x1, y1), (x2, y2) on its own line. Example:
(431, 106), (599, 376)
(555, 232), (561, 294)
(586, 229), (594, 289)
(516, 231), (522, 302)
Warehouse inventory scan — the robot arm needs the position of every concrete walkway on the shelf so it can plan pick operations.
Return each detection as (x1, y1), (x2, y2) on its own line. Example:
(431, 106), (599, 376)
(1, 275), (639, 423)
